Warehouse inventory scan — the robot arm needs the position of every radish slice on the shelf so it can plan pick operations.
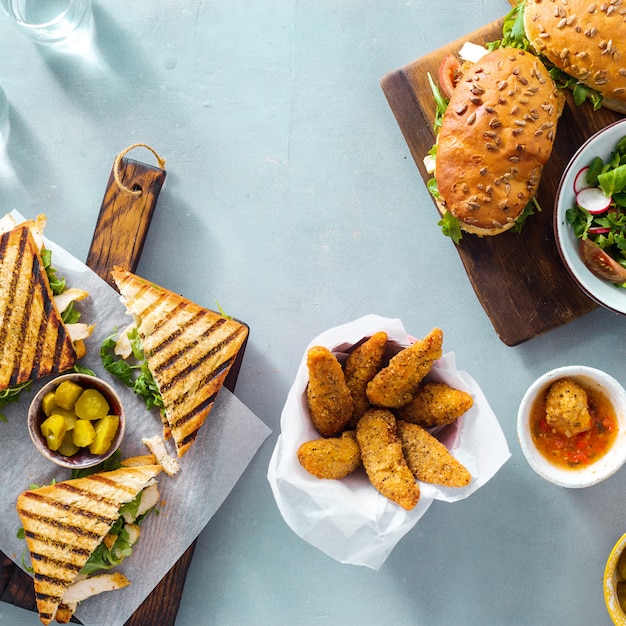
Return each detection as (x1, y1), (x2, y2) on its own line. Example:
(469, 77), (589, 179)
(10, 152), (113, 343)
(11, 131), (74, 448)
(574, 166), (593, 193)
(576, 187), (611, 214)
(589, 226), (611, 235)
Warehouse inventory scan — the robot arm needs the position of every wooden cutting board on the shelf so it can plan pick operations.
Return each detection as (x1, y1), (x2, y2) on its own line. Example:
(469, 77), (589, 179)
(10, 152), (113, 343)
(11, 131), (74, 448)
(381, 18), (624, 346)
(0, 156), (246, 625)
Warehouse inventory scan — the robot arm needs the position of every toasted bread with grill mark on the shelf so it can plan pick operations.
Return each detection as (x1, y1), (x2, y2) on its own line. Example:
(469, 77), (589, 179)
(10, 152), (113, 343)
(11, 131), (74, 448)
(16, 464), (162, 626)
(111, 268), (249, 457)
(0, 223), (77, 392)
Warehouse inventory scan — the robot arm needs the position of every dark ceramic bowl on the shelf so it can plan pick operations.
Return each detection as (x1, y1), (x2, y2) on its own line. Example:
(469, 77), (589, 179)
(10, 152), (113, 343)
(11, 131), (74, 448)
(28, 372), (126, 469)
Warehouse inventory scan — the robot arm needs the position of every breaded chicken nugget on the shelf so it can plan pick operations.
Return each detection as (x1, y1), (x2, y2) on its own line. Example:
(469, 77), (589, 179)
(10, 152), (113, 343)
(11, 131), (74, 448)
(297, 431), (361, 479)
(366, 328), (443, 409)
(306, 345), (354, 437)
(545, 378), (592, 437)
(397, 420), (471, 488)
(395, 382), (473, 428)
(344, 331), (388, 428)
(356, 409), (420, 510)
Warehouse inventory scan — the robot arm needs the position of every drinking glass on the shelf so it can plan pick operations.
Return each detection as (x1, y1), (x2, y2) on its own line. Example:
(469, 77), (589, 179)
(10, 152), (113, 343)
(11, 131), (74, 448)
(0, 0), (93, 47)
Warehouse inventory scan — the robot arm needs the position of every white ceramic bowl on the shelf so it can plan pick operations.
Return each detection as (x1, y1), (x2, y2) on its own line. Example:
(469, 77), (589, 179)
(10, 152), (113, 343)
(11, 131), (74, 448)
(517, 366), (626, 488)
(605, 533), (626, 626)
(554, 118), (626, 316)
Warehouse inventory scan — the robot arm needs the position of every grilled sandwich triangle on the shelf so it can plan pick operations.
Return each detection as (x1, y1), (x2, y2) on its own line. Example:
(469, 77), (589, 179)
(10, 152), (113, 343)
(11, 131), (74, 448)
(0, 223), (77, 392)
(111, 268), (249, 458)
(16, 463), (163, 625)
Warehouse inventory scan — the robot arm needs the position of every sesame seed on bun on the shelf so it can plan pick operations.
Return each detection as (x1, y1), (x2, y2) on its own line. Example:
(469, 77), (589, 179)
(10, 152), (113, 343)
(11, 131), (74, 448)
(435, 48), (562, 237)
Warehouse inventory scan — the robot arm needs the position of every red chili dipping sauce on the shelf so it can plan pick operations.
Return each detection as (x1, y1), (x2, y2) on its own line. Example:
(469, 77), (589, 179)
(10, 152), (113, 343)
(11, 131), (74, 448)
(530, 380), (618, 469)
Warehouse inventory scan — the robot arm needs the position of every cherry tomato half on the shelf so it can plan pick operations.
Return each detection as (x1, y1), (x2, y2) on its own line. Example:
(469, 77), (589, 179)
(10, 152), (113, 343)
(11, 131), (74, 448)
(438, 54), (463, 99)
(579, 238), (626, 283)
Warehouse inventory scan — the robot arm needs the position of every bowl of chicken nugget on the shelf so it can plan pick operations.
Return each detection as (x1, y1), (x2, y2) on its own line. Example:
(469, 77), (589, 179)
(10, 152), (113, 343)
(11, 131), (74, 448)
(267, 315), (510, 568)
(300, 327), (474, 510)
(517, 366), (626, 488)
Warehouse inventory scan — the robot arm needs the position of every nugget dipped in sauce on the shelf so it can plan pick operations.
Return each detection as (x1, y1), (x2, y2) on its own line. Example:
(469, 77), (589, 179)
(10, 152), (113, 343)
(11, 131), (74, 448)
(545, 378), (592, 438)
(366, 328), (443, 409)
(306, 346), (354, 437)
(297, 431), (361, 480)
(344, 331), (388, 427)
(395, 382), (473, 428)
(356, 409), (420, 510)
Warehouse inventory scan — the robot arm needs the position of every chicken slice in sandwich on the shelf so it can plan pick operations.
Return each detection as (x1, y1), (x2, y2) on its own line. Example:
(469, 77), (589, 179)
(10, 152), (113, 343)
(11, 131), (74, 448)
(102, 268), (249, 458)
(16, 459), (162, 625)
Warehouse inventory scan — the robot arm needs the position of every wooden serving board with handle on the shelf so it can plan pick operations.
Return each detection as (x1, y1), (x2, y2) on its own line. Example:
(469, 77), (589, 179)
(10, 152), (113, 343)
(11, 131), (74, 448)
(0, 155), (246, 624)
(381, 17), (624, 346)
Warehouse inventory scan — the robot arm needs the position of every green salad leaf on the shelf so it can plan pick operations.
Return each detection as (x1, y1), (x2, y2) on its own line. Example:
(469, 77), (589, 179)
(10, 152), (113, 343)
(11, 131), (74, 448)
(566, 134), (626, 284)
(438, 211), (463, 245)
(427, 72), (448, 132)
(488, 1), (529, 51)
(598, 164), (626, 197)
(100, 329), (164, 412)
(40, 248), (66, 295)
(513, 197), (542, 233)
(0, 380), (32, 422)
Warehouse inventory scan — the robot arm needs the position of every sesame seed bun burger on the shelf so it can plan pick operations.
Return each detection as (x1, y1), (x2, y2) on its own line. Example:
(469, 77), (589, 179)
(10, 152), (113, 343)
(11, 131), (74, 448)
(430, 47), (562, 238)
(515, 0), (626, 112)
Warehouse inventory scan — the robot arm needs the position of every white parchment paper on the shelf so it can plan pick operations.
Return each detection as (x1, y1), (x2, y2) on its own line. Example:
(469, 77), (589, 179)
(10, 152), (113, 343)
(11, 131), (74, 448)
(267, 314), (510, 570)
(1, 212), (272, 626)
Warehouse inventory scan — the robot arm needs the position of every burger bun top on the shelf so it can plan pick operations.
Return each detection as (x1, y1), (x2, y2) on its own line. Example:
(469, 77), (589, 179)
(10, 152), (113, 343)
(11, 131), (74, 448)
(435, 47), (561, 237)
(524, 0), (626, 112)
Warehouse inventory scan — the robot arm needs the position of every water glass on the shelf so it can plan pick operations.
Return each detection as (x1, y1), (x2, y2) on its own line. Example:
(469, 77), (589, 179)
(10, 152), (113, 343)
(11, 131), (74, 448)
(0, 0), (93, 48)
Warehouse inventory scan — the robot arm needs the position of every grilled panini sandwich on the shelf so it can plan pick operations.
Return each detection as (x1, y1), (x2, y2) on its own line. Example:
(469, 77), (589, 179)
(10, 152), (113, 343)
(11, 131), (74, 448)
(0, 217), (77, 392)
(16, 462), (162, 625)
(111, 268), (249, 457)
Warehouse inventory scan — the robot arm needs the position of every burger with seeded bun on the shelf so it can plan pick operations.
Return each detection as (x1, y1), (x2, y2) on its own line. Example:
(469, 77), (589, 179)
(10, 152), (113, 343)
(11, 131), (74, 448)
(517, 0), (626, 112)
(432, 47), (563, 238)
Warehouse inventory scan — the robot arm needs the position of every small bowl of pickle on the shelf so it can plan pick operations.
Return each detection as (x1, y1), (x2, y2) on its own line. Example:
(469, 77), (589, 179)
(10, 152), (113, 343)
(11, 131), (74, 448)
(605, 533), (626, 625)
(28, 373), (126, 469)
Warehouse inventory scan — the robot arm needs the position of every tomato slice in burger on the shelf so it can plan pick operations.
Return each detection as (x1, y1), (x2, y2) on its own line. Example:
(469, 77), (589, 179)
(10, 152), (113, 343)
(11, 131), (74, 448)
(438, 54), (462, 99)
(579, 238), (626, 283)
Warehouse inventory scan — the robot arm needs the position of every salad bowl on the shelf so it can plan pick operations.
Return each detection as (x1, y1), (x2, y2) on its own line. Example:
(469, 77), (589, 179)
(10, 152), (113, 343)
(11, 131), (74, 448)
(554, 118), (626, 316)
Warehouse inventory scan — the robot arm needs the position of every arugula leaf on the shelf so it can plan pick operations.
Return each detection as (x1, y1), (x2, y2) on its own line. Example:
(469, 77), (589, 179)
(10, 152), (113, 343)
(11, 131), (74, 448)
(566, 206), (593, 239)
(0, 380), (33, 422)
(72, 363), (96, 376)
(427, 177), (439, 199)
(100, 330), (164, 412)
(40, 248), (66, 295)
(513, 197), (541, 233)
(61, 300), (81, 325)
(427, 72), (448, 132)
(80, 518), (132, 575)
(547, 65), (603, 110)
(438, 211), (463, 244)
(489, 1), (529, 50)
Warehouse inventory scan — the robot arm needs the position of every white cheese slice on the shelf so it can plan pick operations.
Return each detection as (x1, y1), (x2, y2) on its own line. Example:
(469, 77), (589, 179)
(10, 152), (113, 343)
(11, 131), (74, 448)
(458, 41), (489, 64)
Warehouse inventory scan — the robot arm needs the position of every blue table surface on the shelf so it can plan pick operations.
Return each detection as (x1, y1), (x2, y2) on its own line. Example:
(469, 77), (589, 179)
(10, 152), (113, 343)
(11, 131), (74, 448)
(1, 2), (623, 625)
